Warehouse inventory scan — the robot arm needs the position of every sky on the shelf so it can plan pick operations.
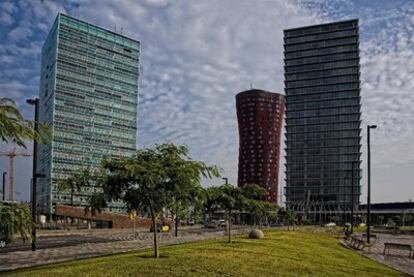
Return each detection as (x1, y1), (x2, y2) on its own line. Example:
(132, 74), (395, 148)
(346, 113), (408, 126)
(0, 0), (413, 204)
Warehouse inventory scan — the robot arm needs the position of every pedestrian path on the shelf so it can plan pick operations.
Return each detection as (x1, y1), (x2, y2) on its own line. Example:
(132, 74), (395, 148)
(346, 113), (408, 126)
(0, 229), (247, 272)
(342, 233), (414, 276)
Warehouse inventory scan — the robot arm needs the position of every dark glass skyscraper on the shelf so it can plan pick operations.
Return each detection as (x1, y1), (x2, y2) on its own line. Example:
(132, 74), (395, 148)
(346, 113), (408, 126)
(284, 20), (361, 220)
(236, 90), (285, 203)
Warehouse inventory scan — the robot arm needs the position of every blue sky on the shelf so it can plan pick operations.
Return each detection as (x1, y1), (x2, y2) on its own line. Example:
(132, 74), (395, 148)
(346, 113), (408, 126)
(0, 0), (413, 204)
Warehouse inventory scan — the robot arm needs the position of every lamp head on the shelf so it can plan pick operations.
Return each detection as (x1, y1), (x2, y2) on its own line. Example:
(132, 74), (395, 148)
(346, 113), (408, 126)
(35, 173), (46, 178)
(368, 125), (377, 129)
(26, 99), (37, 105)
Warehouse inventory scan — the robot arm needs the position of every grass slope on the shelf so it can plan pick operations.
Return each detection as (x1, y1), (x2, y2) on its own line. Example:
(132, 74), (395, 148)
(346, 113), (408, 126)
(2, 230), (401, 277)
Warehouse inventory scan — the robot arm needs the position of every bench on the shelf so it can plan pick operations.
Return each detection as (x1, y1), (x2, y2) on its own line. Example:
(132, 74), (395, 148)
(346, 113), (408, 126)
(383, 243), (413, 258)
(346, 235), (371, 251)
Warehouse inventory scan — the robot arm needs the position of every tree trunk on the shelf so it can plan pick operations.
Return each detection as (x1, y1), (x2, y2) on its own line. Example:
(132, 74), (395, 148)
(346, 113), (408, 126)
(150, 208), (159, 258)
(70, 185), (74, 206)
(175, 214), (179, 237)
(228, 212), (231, 243)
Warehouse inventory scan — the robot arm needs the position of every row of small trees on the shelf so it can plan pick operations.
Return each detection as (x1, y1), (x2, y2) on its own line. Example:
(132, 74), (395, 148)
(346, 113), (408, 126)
(0, 98), (296, 258)
(58, 143), (297, 258)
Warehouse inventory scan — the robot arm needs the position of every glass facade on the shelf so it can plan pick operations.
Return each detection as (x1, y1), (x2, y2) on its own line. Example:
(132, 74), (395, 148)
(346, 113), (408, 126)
(37, 13), (139, 215)
(283, 20), (362, 215)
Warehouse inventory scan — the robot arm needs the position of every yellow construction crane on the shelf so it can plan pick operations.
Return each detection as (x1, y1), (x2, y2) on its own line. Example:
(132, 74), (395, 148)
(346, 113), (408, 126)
(0, 148), (32, 202)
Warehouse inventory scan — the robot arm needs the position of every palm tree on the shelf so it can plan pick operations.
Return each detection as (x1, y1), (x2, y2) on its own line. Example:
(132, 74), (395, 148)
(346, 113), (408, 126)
(0, 97), (48, 147)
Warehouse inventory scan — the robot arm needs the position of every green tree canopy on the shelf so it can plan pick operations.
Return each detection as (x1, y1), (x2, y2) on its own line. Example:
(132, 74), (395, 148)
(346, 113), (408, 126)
(91, 143), (219, 258)
(57, 169), (94, 206)
(278, 208), (297, 231)
(240, 184), (278, 227)
(240, 183), (266, 200)
(160, 144), (220, 237)
(215, 184), (249, 243)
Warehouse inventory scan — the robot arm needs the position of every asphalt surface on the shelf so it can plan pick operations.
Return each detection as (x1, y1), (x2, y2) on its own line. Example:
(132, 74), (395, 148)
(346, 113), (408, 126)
(0, 235), (120, 253)
(0, 226), (229, 253)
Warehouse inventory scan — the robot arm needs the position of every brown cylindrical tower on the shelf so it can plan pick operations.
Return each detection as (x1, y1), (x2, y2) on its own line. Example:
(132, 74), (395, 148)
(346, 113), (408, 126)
(236, 89), (285, 203)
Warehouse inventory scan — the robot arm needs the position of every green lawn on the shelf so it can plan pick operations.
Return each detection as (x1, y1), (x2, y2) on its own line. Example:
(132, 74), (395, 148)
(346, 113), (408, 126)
(2, 230), (401, 277)
(400, 226), (414, 231)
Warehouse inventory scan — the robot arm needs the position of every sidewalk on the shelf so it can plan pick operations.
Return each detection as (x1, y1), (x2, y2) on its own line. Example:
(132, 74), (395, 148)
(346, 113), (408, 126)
(0, 229), (248, 272)
(342, 233), (414, 276)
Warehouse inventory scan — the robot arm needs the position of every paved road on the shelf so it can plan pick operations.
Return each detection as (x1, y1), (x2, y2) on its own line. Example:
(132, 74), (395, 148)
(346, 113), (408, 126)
(0, 225), (229, 254)
(0, 235), (120, 253)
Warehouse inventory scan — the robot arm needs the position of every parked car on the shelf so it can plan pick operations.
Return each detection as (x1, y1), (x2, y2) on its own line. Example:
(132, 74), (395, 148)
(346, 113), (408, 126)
(270, 223), (284, 227)
(205, 220), (218, 229)
(150, 223), (170, 233)
(324, 222), (336, 227)
(218, 219), (226, 227)
(187, 220), (195, 226)
(0, 232), (8, 248)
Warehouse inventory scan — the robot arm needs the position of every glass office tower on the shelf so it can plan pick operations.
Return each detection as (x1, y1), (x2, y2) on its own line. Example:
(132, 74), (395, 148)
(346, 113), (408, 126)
(284, 20), (361, 222)
(37, 13), (139, 215)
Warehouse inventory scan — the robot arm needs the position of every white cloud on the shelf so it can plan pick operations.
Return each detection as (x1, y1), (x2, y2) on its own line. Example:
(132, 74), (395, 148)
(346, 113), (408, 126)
(1, 0), (413, 203)
(0, 1), (17, 26)
(66, 0), (322, 191)
(305, 0), (414, 202)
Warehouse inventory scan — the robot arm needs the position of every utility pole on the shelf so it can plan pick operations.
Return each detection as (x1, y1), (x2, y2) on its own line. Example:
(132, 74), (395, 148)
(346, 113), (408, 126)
(2, 172), (6, 201)
(367, 125), (377, 244)
(351, 162), (355, 234)
(9, 156), (13, 201)
(27, 98), (45, 251)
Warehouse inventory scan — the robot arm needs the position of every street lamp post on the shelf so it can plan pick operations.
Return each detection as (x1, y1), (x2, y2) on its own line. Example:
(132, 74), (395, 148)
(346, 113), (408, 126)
(350, 161), (356, 234)
(367, 124), (377, 244)
(27, 98), (40, 251)
(2, 172), (6, 201)
(222, 177), (228, 185)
